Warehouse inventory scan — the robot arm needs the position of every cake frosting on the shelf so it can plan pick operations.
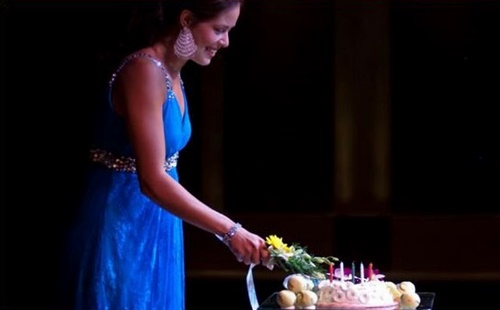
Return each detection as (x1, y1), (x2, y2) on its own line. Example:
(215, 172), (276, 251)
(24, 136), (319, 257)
(315, 279), (398, 309)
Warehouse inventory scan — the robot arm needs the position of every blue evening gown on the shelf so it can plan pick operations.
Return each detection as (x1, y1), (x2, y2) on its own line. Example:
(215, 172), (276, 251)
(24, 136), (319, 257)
(66, 52), (191, 310)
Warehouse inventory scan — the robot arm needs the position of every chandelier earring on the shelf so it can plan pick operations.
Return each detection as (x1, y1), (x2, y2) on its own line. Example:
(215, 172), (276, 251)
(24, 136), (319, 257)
(174, 26), (197, 60)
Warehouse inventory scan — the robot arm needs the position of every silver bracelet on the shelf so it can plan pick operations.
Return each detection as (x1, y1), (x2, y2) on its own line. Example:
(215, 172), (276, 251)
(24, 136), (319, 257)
(221, 223), (242, 246)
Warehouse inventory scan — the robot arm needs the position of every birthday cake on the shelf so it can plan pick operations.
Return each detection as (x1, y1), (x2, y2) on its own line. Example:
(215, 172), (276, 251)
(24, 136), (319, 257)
(264, 236), (422, 309)
(276, 273), (421, 310)
(315, 279), (418, 309)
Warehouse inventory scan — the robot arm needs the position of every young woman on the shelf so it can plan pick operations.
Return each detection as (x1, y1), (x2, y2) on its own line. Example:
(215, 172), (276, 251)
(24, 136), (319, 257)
(64, 1), (269, 309)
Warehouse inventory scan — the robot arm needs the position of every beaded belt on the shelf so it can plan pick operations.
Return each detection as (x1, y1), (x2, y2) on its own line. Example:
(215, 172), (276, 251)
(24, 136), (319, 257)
(90, 148), (179, 173)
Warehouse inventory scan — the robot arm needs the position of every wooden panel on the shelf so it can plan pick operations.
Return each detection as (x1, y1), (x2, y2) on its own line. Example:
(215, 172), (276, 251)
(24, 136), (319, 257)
(334, 216), (392, 270)
(391, 215), (500, 272)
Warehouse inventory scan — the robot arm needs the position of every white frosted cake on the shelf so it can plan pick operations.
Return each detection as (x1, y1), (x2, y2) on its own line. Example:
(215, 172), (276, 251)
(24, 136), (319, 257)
(276, 274), (421, 310)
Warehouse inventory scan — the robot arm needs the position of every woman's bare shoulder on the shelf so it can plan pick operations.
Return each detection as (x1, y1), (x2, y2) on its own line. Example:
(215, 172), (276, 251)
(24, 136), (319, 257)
(114, 54), (167, 92)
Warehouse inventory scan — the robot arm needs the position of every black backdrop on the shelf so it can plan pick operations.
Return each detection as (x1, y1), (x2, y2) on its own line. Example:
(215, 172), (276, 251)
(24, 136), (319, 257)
(1, 4), (127, 308)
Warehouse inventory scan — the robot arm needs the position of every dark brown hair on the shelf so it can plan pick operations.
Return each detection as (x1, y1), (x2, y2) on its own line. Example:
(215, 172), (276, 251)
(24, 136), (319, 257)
(124, 0), (244, 54)
(95, 0), (243, 81)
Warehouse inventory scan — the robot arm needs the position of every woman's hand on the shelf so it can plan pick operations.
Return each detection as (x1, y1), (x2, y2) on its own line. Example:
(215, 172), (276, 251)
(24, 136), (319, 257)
(227, 227), (270, 267)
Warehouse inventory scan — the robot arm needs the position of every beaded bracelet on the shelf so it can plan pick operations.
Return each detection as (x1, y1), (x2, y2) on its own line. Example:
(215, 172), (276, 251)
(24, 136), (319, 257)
(221, 223), (242, 246)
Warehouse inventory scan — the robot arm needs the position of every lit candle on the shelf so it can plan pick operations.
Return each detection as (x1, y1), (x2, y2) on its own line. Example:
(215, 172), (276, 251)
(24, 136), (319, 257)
(351, 262), (356, 283)
(329, 263), (334, 283)
(340, 262), (344, 282)
(360, 262), (364, 282)
(368, 262), (373, 280)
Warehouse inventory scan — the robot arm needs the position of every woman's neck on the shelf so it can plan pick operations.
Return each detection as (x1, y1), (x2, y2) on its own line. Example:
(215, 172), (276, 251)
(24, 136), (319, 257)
(150, 41), (185, 80)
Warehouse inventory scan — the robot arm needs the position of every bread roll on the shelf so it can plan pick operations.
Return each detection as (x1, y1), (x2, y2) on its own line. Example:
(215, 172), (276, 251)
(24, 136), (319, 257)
(287, 274), (308, 294)
(276, 289), (297, 309)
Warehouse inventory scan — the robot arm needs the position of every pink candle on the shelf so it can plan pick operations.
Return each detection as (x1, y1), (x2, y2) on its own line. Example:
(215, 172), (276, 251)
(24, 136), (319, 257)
(329, 263), (334, 283)
(368, 263), (373, 280)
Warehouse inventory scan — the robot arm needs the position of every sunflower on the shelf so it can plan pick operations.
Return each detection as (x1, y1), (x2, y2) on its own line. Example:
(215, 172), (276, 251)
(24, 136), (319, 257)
(265, 235), (293, 253)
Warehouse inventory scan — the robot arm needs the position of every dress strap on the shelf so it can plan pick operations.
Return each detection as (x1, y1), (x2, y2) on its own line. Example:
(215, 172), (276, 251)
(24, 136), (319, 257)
(90, 148), (179, 173)
(108, 52), (173, 91)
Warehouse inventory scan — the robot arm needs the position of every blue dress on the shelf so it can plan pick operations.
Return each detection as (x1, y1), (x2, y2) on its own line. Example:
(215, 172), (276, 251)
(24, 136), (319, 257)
(66, 52), (191, 310)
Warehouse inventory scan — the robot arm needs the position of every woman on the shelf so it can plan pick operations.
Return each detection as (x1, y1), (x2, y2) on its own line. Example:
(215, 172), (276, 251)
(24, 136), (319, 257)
(64, 1), (269, 309)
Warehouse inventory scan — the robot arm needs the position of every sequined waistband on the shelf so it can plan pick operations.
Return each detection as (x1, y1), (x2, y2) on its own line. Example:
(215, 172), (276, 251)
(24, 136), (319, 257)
(90, 148), (179, 173)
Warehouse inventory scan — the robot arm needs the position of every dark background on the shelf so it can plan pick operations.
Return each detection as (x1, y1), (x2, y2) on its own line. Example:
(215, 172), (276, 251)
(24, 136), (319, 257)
(1, 1), (499, 309)
(390, 1), (499, 213)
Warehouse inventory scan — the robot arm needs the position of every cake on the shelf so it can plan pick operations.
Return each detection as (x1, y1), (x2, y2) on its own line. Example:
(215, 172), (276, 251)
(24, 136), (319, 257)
(315, 279), (398, 309)
(276, 274), (421, 310)
(263, 236), (422, 309)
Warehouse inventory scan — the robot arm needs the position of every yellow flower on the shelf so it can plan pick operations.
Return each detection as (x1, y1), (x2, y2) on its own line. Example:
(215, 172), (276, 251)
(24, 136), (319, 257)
(265, 234), (339, 279)
(266, 235), (293, 253)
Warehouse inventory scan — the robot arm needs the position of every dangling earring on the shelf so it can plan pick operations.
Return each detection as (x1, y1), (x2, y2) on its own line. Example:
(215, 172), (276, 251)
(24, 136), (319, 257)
(174, 26), (197, 60)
